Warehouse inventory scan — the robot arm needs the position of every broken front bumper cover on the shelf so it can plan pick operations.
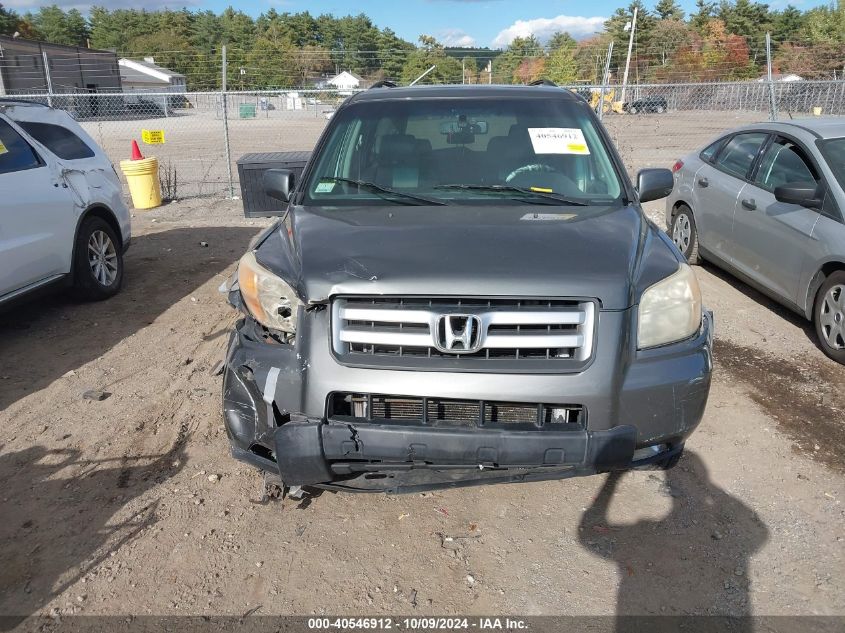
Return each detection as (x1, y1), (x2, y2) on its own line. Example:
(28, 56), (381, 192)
(230, 418), (678, 493)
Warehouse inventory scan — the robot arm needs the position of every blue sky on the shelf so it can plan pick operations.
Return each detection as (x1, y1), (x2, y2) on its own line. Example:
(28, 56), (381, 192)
(5, 0), (830, 48)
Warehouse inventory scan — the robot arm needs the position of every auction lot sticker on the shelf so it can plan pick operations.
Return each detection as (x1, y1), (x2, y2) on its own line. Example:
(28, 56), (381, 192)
(142, 129), (166, 144)
(528, 128), (590, 155)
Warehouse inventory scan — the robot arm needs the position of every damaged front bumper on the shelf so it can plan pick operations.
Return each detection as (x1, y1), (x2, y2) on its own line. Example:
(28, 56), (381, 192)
(222, 307), (713, 493)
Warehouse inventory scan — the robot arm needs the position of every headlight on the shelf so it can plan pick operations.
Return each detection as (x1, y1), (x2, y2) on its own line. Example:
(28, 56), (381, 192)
(237, 251), (301, 333)
(637, 263), (702, 349)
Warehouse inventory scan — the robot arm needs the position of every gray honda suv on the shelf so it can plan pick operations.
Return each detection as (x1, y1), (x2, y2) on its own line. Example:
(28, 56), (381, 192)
(223, 84), (713, 493)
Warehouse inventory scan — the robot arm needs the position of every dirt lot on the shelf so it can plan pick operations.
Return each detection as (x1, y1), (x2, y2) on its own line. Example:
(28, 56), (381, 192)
(1, 195), (843, 626)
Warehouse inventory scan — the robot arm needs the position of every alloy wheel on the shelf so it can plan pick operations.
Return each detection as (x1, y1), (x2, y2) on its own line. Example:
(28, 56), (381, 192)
(87, 230), (119, 287)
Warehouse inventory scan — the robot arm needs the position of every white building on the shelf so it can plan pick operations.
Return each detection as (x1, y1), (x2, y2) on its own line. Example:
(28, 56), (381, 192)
(757, 73), (804, 83)
(119, 57), (187, 93)
(326, 70), (362, 91)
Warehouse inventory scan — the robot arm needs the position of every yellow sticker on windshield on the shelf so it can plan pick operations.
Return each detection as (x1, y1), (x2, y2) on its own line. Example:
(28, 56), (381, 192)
(528, 128), (590, 155)
(0, 140), (7, 155)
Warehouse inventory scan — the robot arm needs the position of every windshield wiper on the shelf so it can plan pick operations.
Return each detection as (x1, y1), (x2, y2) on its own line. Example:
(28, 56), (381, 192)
(324, 177), (447, 206)
(434, 184), (588, 206)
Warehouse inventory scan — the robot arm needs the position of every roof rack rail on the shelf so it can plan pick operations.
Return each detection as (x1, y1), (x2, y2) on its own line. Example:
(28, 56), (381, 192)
(369, 80), (398, 89)
(528, 79), (558, 87)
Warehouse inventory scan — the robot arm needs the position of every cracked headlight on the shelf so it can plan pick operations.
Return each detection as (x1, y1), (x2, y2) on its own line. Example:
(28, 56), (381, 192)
(637, 263), (702, 349)
(237, 251), (301, 333)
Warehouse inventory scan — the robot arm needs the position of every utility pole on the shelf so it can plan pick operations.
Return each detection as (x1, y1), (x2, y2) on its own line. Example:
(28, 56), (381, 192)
(620, 6), (638, 106)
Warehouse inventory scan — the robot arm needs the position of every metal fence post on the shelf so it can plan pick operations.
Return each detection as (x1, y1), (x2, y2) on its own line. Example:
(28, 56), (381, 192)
(597, 41), (614, 121)
(221, 45), (235, 199)
(765, 33), (778, 121)
(41, 51), (54, 108)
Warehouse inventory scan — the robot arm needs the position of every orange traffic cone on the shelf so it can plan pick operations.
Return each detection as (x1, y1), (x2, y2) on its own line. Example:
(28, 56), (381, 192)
(130, 139), (144, 161)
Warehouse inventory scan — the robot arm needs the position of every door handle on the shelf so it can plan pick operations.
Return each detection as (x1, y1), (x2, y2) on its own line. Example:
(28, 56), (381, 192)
(697, 177), (709, 188)
(741, 198), (756, 210)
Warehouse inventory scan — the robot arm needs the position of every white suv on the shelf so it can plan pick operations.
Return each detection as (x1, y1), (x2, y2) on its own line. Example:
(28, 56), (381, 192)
(0, 100), (131, 305)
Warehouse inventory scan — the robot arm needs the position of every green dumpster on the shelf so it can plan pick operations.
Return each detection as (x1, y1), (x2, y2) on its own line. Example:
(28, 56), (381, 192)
(239, 103), (257, 119)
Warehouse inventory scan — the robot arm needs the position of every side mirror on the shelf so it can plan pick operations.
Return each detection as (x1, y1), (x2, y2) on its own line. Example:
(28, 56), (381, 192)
(774, 182), (822, 210)
(263, 169), (295, 203)
(637, 168), (675, 203)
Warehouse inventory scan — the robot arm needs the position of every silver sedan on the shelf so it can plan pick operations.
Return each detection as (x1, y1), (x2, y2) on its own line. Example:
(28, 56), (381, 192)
(665, 119), (845, 363)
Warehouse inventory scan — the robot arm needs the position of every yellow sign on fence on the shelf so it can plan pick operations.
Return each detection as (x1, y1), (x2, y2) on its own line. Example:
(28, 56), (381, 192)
(141, 129), (165, 144)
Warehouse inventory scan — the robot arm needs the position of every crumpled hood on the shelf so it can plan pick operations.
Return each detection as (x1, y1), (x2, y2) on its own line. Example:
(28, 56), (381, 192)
(254, 204), (682, 310)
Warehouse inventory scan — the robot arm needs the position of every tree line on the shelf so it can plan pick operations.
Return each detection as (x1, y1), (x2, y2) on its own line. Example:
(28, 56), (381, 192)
(0, 1), (842, 89)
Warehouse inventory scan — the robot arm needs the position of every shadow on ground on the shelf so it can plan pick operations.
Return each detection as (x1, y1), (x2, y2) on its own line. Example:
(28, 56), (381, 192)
(578, 452), (769, 630)
(0, 434), (187, 626)
(0, 226), (258, 412)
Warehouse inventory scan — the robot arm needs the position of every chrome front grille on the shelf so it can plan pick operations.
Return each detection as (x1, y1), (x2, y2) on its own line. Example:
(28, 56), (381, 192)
(331, 297), (595, 372)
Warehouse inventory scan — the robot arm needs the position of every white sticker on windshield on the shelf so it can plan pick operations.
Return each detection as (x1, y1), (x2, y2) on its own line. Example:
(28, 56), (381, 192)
(528, 128), (590, 155)
(315, 180), (336, 193)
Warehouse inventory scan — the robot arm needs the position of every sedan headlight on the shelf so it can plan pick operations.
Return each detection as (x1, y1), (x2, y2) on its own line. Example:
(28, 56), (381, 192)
(237, 251), (301, 333)
(637, 263), (702, 349)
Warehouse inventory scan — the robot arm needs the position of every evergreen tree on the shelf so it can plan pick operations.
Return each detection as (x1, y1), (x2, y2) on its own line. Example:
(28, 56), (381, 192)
(0, 3), (19, 36)
(546, 32), (578, 84)
(654, 0), (685, 21)
(27, 5), (89, 46)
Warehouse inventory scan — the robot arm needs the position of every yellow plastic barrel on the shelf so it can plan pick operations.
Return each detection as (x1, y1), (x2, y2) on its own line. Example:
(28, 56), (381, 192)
(120, 156), (162, 210)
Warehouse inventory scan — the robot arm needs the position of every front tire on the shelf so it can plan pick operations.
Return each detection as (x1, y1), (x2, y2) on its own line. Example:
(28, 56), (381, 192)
(813, 271), (845, 364)
(72, 216), (124, 301)
(670, 205), (700, 265)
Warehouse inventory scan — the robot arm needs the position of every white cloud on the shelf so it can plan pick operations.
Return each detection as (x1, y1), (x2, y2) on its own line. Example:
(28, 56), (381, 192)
(492, 14), (606, 48)
(439, 28), (477, 48)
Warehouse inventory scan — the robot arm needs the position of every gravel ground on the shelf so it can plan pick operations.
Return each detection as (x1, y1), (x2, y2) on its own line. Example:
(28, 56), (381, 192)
(1, 192), (843, 626)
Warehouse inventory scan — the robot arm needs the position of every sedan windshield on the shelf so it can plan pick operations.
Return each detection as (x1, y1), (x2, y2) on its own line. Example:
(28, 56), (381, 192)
(302, 96), (624, 207)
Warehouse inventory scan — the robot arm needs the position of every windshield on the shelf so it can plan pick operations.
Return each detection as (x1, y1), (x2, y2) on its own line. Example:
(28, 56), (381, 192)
(302, 97), (624, 207)
(818, 137), (845, 191)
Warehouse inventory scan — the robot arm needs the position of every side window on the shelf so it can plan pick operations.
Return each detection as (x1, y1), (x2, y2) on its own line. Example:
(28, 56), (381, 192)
(0, 119), (42, 175)
(714, 132), (768, 179)
(700, 138), (723, 163)
(754, 137), (817, 192)
(17, 122), (95, 160)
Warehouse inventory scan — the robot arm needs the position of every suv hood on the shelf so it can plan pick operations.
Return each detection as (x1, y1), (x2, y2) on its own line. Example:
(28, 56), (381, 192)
(255, 204), (681, 310)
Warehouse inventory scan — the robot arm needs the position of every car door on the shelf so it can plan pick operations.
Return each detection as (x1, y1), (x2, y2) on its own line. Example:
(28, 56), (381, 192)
(0, 116), (77, 298)
(692, 132), (769, 264)
(730, 135), (825, 305)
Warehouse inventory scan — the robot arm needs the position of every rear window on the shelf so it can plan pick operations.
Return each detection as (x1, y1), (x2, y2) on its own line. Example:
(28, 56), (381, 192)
(17, 122), (95, 160)
(715, 132), (768, 179)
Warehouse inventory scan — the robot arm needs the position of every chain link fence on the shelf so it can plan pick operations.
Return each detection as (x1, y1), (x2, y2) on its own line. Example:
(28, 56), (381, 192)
(6, 79), (844, 202)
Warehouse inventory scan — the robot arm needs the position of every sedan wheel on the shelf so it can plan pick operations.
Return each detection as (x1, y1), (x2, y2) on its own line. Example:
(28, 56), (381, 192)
(814, 272), (845, 364)
(670, 206), (700, 265)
